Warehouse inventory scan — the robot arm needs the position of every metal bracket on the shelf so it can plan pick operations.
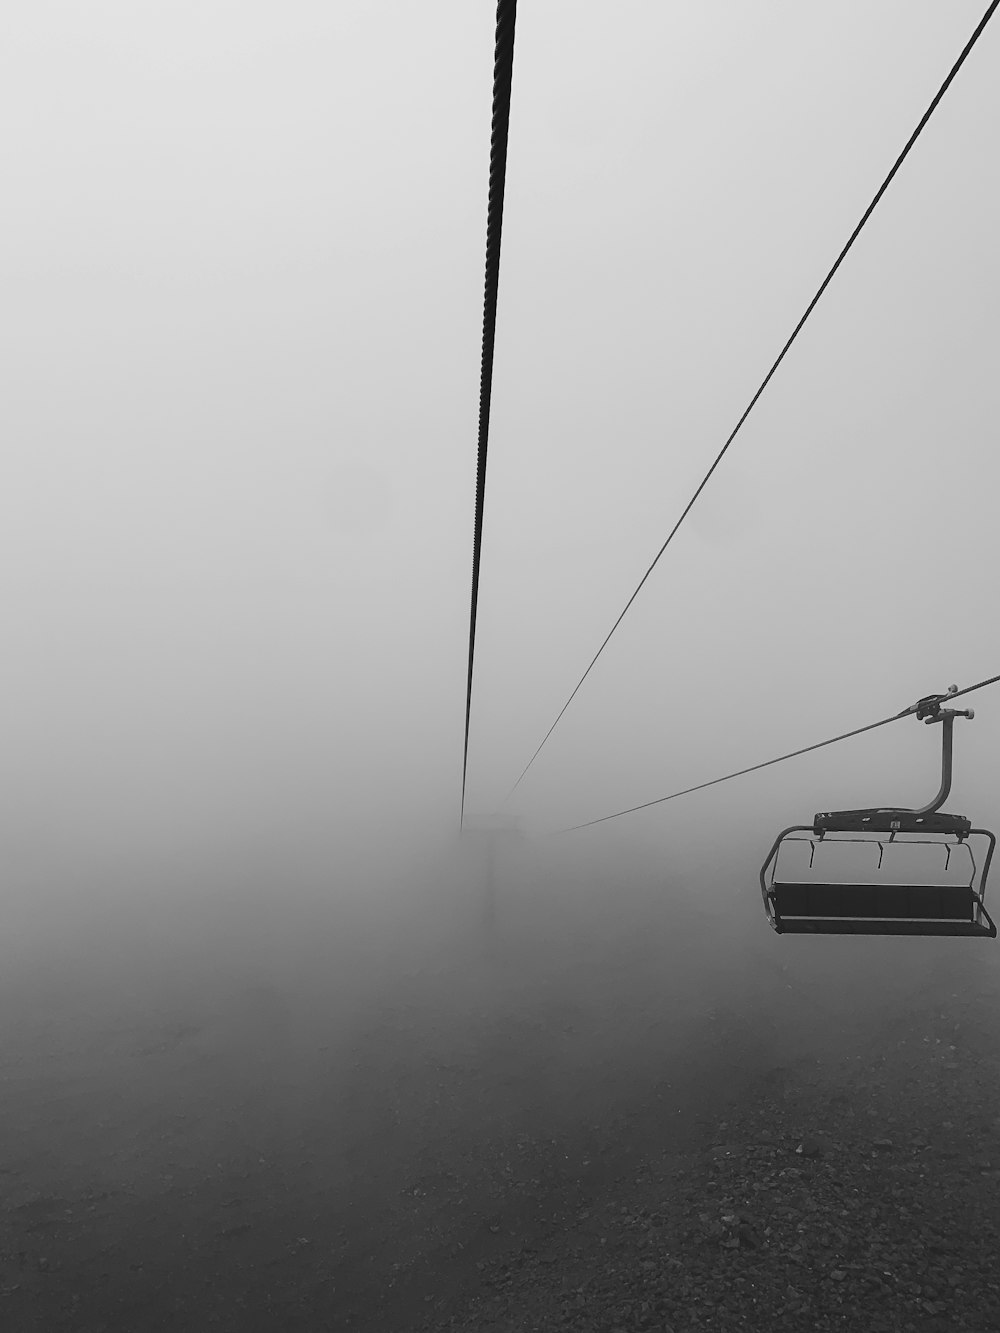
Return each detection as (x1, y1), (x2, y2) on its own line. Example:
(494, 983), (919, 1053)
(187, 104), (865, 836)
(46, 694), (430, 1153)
(912, 684), (959, 722)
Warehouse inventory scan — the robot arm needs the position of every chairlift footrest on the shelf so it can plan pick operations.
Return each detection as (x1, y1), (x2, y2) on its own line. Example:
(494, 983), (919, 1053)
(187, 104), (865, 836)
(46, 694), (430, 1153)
(772, 917), (996, 937)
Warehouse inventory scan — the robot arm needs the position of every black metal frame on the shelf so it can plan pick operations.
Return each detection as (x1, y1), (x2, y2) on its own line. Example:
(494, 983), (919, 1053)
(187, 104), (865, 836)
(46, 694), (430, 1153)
(759, 693), (997, 938)
(759, 825), (996, 936)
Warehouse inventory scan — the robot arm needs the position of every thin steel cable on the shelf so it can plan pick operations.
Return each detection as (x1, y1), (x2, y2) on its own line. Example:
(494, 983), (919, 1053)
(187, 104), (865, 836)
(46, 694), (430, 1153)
(508, 0), (999, 801)
(563, 713), (907, 833)
(462, 0), (518, 829)
(951, 671), (1000, 702)
(562, 671), (1000, 833)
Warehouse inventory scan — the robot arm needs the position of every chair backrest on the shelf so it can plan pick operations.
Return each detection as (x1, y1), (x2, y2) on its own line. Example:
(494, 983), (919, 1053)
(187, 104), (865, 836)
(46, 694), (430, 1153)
(772, 882), (976, 922)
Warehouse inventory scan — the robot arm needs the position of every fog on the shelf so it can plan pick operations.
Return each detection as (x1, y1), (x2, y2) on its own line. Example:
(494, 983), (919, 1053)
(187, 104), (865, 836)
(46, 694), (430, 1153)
(1, 3), (999, 1328)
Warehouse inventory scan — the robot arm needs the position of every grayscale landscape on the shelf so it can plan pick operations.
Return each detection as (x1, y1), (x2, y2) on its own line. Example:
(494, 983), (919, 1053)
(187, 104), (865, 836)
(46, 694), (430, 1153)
(2, 3), (999, 1330)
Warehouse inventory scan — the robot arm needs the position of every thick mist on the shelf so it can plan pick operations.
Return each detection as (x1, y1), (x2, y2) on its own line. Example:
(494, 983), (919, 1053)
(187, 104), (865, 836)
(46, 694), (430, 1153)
(2, 2), (998, 942)
(0, 5), (998, 1329)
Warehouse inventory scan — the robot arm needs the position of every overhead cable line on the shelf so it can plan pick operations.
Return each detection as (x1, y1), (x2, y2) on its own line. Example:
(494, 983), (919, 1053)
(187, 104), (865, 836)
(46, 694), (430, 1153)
(948, 670), (1000, 703)
(461, 0), (518, 829)
(562, 673), (1000, 833)
(508, 0), (999, 801)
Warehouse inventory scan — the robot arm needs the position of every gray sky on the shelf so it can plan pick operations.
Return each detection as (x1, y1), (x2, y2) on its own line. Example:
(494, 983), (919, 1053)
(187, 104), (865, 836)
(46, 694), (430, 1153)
(3, 3), (998, 904)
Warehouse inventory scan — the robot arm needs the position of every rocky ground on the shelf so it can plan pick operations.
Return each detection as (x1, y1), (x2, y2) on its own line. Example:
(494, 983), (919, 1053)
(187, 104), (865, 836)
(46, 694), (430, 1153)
(436, 978), (1000, 1333)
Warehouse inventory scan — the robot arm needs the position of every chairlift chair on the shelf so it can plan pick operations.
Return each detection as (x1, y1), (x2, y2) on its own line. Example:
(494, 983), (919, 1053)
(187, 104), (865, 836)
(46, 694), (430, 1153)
(760, 689), (996, 937)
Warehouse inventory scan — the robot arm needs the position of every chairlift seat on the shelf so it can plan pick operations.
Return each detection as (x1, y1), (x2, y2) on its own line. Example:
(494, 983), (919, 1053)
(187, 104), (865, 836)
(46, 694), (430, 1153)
(759, 696), (996, 939)
(770, 881), (996, 937)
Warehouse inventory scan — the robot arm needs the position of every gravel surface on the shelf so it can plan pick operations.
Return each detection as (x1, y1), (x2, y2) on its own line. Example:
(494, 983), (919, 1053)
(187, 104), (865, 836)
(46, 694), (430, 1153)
(435, 983), (1000, 1333)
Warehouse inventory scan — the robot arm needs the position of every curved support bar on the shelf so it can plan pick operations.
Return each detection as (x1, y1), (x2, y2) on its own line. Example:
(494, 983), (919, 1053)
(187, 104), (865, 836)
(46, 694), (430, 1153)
(969, 828), (997, 933)
(913, 713), (954, 816)
(820, 711), (967, 826)
(759, 825), (814, 930)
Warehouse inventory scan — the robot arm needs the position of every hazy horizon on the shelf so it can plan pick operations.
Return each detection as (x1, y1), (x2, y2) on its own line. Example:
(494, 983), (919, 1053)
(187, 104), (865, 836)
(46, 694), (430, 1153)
(2, 3), (998, 936)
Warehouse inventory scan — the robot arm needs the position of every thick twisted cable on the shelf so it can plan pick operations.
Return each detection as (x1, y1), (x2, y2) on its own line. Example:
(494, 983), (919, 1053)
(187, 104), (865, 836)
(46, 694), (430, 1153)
(461, 0), (518, 828)
(509, 0), (1000, 801)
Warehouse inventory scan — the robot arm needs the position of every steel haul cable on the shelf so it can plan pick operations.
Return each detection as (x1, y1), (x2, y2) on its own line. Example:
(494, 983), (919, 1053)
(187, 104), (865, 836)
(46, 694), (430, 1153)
(508, 0), (1000, 801)
(562, 673), (1000, 833)
(461, 0), (518, 828)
